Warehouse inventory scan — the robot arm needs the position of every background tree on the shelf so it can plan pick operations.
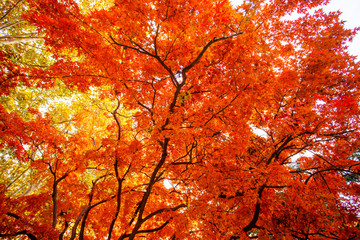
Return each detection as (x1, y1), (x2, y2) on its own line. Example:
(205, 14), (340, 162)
(1, 0), (360, 239)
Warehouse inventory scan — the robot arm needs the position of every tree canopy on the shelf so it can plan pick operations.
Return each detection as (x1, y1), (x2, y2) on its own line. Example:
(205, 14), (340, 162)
(1, 0), (360, 239)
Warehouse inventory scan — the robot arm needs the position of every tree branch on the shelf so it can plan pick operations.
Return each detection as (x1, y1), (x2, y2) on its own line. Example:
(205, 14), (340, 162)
(113, 96), (121, 141)
(69, 205), (90, 240)
(118, 220), (171, 240)
(0, 230), (37, 240)
(107, 163), (131, 240)
(127, 138), (170, 240)
(4, 213), (38, 240)
(142, 203), (187, 223)
(182, 32), (243, 74)
(242, 185), (265, 233)
(0, 0), (23, 22)
(109, 35), (178, 87)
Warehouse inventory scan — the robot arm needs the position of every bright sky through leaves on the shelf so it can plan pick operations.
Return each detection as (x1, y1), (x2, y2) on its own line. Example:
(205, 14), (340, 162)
(231, 0), (360, 60)
(323, 0), (360, 60)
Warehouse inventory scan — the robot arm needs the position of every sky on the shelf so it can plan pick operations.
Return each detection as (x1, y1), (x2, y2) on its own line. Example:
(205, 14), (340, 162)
(230, 0), (360, 61)
(323, 0), (360, 60)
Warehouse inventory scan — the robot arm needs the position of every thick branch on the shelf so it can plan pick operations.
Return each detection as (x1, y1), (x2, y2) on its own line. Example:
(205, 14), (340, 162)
(118, 220), (170, 240)
(0, 230), (37, 240)
(78, 195), (116, 240)
(242, 185), (265, 233)
(69, 205), (90, 240)
(266, 136), (294, 165)
(4, 213), (38, 240)
(107, 163), (131, 240)
(127, 138), (170, 240)
(142, 203), (187, 223)
(78, 174), (113, 240)
(52, 172), (68, 229)
(58, 221), (69, 240)
(112, 97), (121, 141)
(6, 212), (21, 219)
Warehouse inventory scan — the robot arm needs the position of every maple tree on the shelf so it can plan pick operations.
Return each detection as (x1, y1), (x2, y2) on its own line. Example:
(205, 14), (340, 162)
(1, 0), (360, 239)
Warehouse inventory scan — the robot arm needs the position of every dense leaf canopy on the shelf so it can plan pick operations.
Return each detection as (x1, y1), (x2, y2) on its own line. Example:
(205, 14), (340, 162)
(1, 0), (360, 239)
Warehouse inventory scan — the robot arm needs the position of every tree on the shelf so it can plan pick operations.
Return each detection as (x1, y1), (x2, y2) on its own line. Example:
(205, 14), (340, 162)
(1, 0), (360, 239)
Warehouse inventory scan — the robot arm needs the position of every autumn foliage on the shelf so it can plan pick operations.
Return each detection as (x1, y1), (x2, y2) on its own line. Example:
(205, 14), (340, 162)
(1, 0), (360, 239)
